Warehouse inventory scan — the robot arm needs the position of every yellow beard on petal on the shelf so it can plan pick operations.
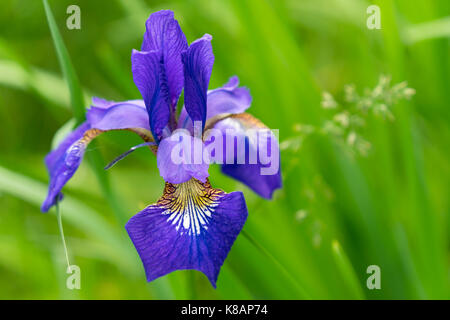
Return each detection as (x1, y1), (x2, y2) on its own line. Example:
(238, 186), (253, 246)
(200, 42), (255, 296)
(79, 128), (103, 144)
(157, 179), (224, 236)
(76, 127), (156, 154)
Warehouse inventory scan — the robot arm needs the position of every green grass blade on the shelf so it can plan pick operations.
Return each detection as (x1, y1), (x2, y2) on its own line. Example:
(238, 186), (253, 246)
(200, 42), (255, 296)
(43, 0), (85, 124)
(331, 240), (365, 300)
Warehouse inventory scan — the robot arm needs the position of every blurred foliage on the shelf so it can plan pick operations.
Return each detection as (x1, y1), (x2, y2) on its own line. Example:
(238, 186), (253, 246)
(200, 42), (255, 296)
(282, 75), (416, 157)
(0, 0), (449, 299)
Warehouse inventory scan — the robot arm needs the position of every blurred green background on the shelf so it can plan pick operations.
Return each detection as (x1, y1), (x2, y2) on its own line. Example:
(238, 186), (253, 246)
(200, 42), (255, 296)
(0, 0), (449, 299)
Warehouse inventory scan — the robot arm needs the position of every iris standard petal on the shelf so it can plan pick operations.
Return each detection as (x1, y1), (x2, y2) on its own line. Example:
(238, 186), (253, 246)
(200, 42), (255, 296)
(141, 10), (187, 108)
(213, 113), (282, 199)
(131, 49), (171, 141)
(125, 179), (248, 287)
(41, 101), (154, 212)
(182, 34), (214, 131)
(157, 131), (209, 184)
(178, 76), (251, 130)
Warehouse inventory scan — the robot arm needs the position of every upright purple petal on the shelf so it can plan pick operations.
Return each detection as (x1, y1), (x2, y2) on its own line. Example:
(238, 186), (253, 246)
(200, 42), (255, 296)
(125, 179), (248, 287)
(213, 113), (282, 199)
(131, 50), (170, 141)
(132, 11), (188, 141)
(41, 101), (153, 212)
(182, 34), (214, 131)
(141, 10), (188, 109)
(178, 76), (251, 130)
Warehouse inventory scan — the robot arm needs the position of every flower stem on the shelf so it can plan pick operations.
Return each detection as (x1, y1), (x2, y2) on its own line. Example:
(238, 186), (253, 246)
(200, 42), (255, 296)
(55, 199), (70, 269)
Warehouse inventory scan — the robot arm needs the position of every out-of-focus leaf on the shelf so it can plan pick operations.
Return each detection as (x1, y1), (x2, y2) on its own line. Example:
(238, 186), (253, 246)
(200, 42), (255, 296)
(402, 17), (450, 44)
(0, 59), (92, 108)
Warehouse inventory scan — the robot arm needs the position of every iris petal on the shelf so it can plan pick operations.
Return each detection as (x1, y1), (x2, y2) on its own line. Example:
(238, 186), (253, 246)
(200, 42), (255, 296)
(132, 10), (188, 141)
(42, 123), (94, 212)
(131, 50), (171, 141)
(213, 113), (282, 199)
(125, 178), (248, 287)
(182, 34), (214, 131)
(87, 102), (150, 131)
(141, 10), (187, 108)
(41, 100), (153, 212)
(178, 76), (251, 131)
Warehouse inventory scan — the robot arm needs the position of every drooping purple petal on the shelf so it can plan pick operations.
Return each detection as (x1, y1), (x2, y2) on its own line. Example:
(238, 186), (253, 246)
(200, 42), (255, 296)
(141, 10), (187, 108)
(222, 162), (281, 200)
(182, 34), (214, 131)
(212, 113), (282, 199)
(131, 49), (170, 141)
(125, 179), (248, 287)
(41, 100), (153, 212)
(157, 131), (209, 184)
(41, 122), (91, 212)
(178, 76), (251, 130)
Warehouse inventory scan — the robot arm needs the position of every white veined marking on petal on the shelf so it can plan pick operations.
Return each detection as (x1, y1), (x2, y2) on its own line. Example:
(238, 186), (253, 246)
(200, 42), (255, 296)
(161, 181), (223, 236)
(183, 211), (190, 230)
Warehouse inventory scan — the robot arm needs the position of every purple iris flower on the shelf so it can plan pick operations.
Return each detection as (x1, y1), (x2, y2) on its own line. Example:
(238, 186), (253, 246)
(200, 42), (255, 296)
(42, 10), (281, 287)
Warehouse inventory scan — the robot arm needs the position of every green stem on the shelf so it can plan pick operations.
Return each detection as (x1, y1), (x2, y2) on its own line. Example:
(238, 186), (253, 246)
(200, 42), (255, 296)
(55, 200), (70, 269)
